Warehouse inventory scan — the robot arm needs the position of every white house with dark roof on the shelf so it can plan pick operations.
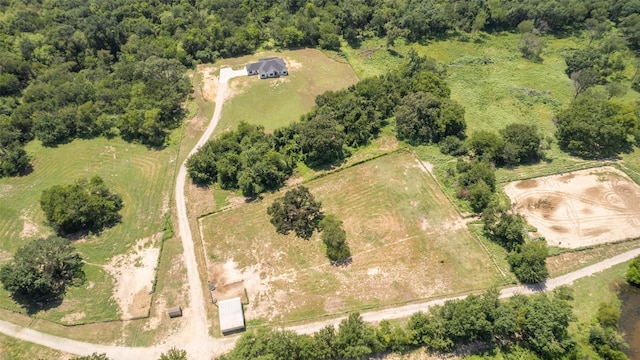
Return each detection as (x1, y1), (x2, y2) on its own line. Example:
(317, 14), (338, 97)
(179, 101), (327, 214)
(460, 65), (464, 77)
(246, 57), (288, 79)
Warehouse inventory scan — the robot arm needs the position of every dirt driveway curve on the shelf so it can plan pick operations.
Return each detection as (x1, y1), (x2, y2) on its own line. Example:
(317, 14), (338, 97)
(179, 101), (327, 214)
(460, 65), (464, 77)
(0, 67), (637, 359)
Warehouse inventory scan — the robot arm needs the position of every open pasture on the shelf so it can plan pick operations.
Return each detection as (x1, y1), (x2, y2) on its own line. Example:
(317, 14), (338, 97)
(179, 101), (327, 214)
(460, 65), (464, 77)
(209, 48), (360, 134)
(200, 151), (503, 323)
(504, 167), (640, 248)
(0, 137), (177, 323)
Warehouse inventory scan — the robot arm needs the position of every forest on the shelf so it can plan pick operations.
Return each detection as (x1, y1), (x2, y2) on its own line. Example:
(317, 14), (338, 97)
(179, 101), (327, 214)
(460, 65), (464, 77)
(1, 0), (640, 176)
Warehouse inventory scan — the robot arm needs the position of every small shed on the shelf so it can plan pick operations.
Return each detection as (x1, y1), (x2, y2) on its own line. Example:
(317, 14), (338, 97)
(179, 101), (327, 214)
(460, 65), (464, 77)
(218, 297), (245, 334)
(167, 306), (182, 318)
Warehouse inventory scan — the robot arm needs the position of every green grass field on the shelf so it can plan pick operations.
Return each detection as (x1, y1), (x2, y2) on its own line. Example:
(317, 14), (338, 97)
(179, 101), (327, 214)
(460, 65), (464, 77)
(200, 151), (504, 324)
(214, 48), (360, 134)
(0, 333), (71, 359)
(0, 136), (178, 323)
(343, 32), (640, 185)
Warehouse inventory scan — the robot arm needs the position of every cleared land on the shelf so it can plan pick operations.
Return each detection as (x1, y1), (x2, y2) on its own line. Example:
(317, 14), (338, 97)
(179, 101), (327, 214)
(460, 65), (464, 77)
(210, 48), (360, 134)
(200, 151), (503, 324)
(504, 167), (640, 248)
(0, 137), (176, 324)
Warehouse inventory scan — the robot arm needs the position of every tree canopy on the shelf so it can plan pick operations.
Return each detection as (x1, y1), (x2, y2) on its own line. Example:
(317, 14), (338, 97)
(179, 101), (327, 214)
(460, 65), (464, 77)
(218, 290), (577, 360)
(626, 255), (640, 286)
(0, 0), (638, 179)
(267, 186), (324, 240)
(394, 91), (466, 145)
(40, 175), (123, 235)
(555, 94), (638, 158)
(186, 122), (294, 197)
(0, 236), (84, 304)
(319, 214), (351, 264)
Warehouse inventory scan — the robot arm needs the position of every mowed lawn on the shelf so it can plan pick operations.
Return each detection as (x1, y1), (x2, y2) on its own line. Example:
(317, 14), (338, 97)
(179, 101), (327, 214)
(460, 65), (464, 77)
(214, 48), (360, 134)
(200, 151), (503, 323)
(0, 137), (177, 322)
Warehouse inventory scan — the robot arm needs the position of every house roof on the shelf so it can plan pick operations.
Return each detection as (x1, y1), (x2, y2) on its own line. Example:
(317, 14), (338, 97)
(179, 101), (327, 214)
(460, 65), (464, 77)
(246, 57), (287, 75)
(218, 297), (245, 333)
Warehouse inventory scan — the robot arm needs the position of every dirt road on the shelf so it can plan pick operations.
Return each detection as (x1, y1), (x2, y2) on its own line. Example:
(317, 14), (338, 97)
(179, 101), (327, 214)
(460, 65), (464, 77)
(0, 65), (638, 358)
(287, 247), (640, 335)
(173, 66), (245, 359)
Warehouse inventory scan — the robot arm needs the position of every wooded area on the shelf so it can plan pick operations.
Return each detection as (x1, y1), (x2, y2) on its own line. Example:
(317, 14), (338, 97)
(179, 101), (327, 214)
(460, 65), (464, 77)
(2, 0), (640, 177)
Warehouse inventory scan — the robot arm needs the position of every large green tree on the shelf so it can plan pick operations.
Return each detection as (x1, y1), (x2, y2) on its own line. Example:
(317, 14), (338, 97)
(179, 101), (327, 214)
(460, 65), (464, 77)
(499, 123), (543, 165)
(508, 241), (549, 284)
(319, 214), (351, 264)
(394, 91), (465, 145)
(555, 95), (637, 158)
(0, 236), (84, 303)
(267, 186), (323, 240)
(626, 255), (640, 286)
(40, 176), (123, 235)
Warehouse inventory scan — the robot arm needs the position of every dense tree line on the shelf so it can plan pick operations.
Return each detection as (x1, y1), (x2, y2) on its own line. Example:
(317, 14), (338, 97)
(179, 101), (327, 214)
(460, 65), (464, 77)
(188, 53), (454, 191)
(218, 289), (576, 360)
(444, 133), (549, 284)
(187, 122), (295, 197)
(2, 0), (638, 178)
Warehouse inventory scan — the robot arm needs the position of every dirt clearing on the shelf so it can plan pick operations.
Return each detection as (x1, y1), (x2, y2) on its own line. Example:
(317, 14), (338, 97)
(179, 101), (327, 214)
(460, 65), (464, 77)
(105, 235), (161, 319)
(504, 166), (640, 248)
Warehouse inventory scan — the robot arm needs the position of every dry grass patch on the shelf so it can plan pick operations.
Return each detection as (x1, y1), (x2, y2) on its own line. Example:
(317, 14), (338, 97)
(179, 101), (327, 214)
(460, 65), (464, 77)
(200, 151), (502, 324)
(504, 166), (640, 248)
(547, 238), (640, 277)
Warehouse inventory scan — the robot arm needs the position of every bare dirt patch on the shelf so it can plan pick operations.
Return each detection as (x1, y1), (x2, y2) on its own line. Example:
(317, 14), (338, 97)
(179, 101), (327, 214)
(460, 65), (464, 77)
(105, 235), (161, 320)
(61, 312), (86, 323)
(504, 166), (640, 248)
(198, 65), (219, 102)
(19, 210), (44, 239)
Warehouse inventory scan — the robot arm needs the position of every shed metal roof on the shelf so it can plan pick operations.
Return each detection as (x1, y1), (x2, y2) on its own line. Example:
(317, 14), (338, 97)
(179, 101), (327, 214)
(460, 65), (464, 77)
(218, 297), (245, 334)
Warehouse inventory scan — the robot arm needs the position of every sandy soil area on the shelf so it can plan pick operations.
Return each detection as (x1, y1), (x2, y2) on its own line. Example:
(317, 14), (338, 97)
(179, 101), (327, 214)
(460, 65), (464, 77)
(105, 235), (161, 320)
(504, 166), (640, 248)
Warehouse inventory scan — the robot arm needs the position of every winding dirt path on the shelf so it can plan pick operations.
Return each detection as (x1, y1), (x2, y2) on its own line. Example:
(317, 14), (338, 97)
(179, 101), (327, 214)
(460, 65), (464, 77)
(173, 67), (246, 359)
(0, 67), (638, 358)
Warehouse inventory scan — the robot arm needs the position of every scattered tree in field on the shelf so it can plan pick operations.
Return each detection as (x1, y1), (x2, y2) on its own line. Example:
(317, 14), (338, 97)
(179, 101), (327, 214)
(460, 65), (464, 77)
(267, 186), (323, 240)
(482, 200), (526, 251)
(517, 21), (544, 61)
(40, 176), (123, 235)
(555, 94), (638, 158)
(0, 236), (84, 304)
(508, 241), (549, 284)
(186, 122), (294, 197)
(159, 348), (187, 360)
(319, 214), (351, 264)
(626, 256), (640, 286)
